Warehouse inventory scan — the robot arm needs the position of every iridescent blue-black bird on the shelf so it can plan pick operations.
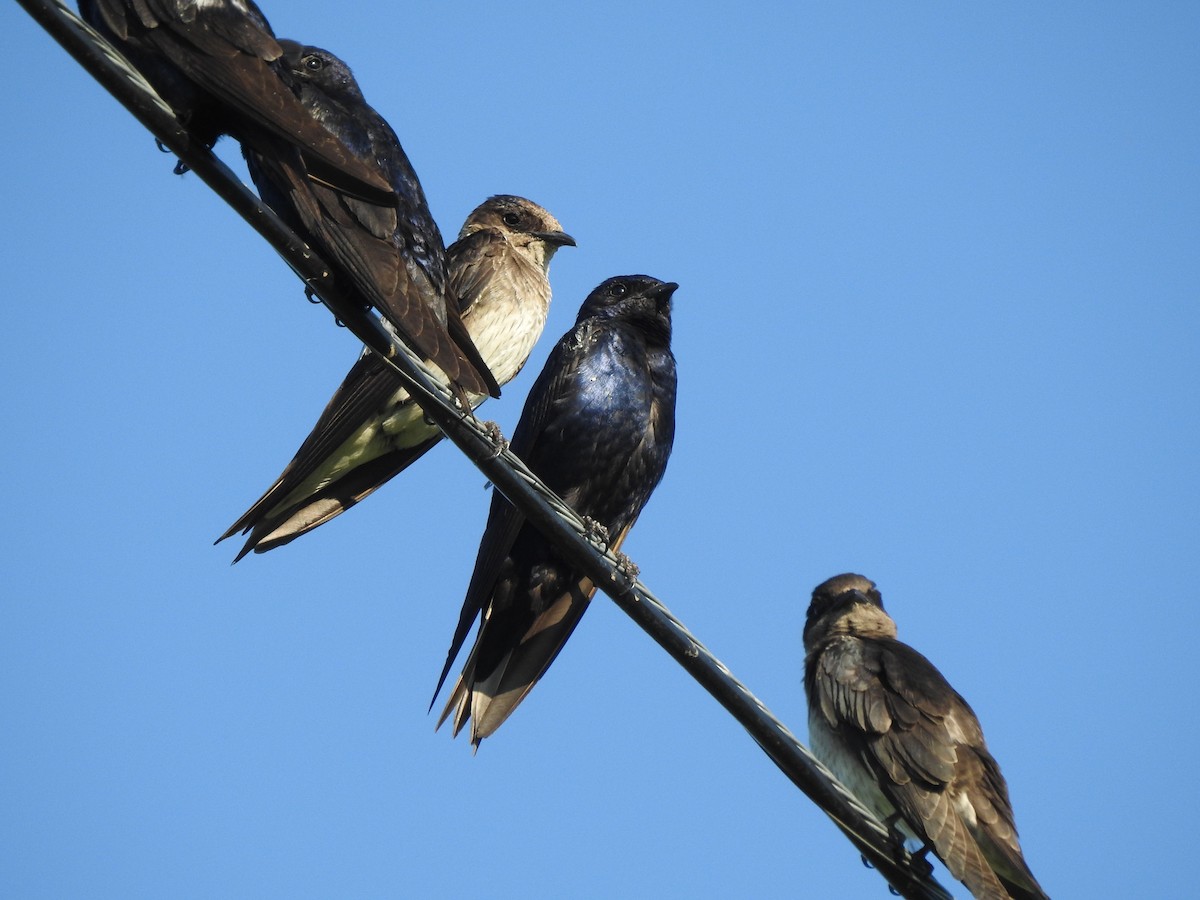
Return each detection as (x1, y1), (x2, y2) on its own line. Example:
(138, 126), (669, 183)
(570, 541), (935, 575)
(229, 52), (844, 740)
(244, 41), (499, 399)
(77, 0), (394, 204)
(804, 574), (1049, 900)
(434, 275), (679, 745)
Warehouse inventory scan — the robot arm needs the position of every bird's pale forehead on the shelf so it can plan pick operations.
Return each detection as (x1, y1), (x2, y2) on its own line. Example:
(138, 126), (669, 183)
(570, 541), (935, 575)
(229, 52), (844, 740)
(536, 208), (564, 231)
(838, 602), (896, 638)
(815, 573), (876, 598)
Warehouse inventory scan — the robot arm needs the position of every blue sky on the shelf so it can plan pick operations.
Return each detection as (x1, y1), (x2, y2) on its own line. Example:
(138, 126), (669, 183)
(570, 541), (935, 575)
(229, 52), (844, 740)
(3, 3), (1198, 897)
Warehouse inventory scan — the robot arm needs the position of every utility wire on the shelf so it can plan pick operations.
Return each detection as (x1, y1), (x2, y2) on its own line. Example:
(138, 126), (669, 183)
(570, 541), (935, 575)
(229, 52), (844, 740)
(20, 3), (954, 897)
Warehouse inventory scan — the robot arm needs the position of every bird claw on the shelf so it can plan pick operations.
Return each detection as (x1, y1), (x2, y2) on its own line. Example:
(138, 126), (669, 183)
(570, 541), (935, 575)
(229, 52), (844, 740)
(882, 812), (908, 852)
(580, 522), (638, 583)
(450, 386), (476, 416)
(481, 420), (508, 456)
(863, 857), (908, 895)
(878, 814), (935, 881)
(613, 551), (640, 582)
(581, 517), (610, 546)
(155, 139), (188, 175)
(154, 138), (189, 174)
(907, 844), (934, 879)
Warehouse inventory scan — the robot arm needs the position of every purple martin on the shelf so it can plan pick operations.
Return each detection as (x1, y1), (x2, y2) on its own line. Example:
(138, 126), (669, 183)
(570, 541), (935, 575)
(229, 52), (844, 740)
(434, 275), (679, 746)
(217, 196), (575, 561)
(242, 41), (499, 399)
(803, 574), (1049, 900)
(77, 0), (394, 203)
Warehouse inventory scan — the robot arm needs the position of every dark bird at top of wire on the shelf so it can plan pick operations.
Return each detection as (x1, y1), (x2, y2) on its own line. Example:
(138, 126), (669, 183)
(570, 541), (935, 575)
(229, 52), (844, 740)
(77, 4), (498, 399)
(241, 40), (500, 400)
(77, 0), (396, 205)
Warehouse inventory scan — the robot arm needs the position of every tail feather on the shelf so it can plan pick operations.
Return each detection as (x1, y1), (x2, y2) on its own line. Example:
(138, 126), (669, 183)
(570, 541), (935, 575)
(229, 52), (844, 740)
(975, 828), (1050, 900)
(437, 579), (596, 746)
(221, 436), (444, 559)
(915, 792), (1010, 900)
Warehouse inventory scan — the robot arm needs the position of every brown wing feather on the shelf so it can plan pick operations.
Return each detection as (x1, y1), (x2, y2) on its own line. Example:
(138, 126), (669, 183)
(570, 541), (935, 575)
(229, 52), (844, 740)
(814, 637), (1023, 900)
(446, 229), (508, 312)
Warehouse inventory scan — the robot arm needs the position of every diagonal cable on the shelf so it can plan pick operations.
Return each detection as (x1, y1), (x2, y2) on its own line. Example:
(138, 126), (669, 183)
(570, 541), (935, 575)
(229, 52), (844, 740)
(19, 2), (954, 897)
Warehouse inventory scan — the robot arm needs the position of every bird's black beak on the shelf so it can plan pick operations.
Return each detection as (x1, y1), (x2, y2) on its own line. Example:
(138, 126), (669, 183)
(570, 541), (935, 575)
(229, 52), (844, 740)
(532, 230), (577, 247)
(650, 281), (679, 309)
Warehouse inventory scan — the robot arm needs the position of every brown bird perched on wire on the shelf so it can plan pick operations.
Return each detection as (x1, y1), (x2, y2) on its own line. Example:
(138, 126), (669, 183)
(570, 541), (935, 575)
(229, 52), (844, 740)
(217, 196), (574, 560)
(803, 574), (1049, 900)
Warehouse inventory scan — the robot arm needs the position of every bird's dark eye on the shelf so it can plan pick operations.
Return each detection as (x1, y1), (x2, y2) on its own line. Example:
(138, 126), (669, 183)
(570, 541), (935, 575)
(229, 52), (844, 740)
(610, 283), (628, 298)
(502, 212), (520, 227)
(303, 55), (324, 71)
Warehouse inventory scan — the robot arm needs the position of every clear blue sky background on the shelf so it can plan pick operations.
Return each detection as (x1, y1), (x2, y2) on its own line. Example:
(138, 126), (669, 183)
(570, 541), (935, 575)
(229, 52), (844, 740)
(4, 3), (1197, 897)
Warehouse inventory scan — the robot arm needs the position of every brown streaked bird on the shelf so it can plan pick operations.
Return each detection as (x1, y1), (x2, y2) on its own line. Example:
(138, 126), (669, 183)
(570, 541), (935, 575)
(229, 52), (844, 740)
(803, 573), (1049, 900)
(217, 196), (574, 561)
(434, 275), (679, 746)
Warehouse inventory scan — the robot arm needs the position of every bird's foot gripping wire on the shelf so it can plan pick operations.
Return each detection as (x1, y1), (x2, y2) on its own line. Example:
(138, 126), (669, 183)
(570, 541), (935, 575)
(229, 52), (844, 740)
(870, 814), (934, 894)
(448, 384), (482, 419)
(481, 420), (508, 456)
(906, 843), (934, 879)
(612, 551), (640, 582)
(883, 814), (932, 877)
(153, 138), (189, 175)
(581, 517), (610, 547)
(862, 811), (934, 892)
(863, 854), (906, 896)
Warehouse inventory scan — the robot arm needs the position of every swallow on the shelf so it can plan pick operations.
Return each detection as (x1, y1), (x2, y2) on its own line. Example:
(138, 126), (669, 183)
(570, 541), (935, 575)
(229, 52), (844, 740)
(803, 573), (1049, 900)
(242, 41), (498, 399)
(77, 0), (395, 204)
(433, 275), (680, 746)
(217, 196), (574, 560)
